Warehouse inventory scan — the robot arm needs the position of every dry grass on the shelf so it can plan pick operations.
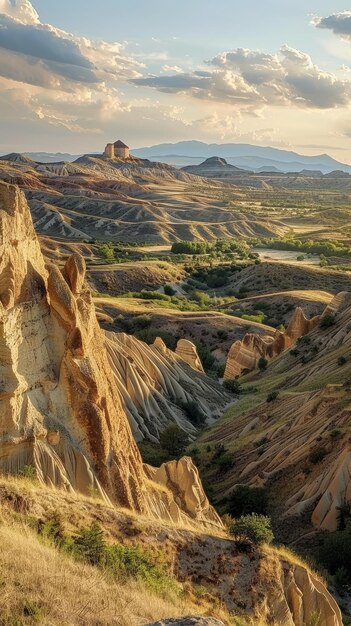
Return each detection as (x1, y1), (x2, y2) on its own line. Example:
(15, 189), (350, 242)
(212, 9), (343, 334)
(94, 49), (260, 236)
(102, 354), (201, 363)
(0, 474), (334, 626)
(0, 519), (188, 626)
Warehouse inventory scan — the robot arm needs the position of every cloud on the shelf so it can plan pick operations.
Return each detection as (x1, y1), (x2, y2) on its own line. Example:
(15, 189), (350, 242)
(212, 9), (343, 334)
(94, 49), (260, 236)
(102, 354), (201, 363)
(131, 45), (351, 110)
(162, 64), (183, 73)
(0, 1), (142, 90)
(0, 0), (39, 24)
(314, 12), (351, 40)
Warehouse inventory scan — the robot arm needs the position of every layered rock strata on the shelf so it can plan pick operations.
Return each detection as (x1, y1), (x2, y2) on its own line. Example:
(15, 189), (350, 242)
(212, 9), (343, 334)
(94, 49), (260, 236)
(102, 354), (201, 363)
(0, 181), (223, 530)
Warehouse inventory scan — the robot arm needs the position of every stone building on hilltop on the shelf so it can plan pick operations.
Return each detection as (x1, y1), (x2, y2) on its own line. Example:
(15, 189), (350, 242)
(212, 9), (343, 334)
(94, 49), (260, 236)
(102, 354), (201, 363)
(104, 140), (129, 160)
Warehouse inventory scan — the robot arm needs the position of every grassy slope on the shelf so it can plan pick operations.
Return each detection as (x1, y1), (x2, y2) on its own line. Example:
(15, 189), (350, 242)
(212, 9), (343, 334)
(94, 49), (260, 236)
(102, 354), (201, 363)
(0, 521), (184, 626)
(0, 475), (328, 626)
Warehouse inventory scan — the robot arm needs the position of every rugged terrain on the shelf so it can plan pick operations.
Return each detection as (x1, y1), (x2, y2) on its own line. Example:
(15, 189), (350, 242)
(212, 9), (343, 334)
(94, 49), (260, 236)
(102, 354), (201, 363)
(0, 475), (343, 626)
(0, 153), (287, 245)
(0, 180), (345, 625)
(197, 291), (351, 541)
(0, 180), (223, 528)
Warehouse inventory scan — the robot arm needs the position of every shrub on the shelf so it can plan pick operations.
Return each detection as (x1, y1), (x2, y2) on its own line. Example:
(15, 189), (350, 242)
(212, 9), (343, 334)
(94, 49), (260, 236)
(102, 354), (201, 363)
(22, 600), (45, 622)
(319, 525), (351, 577)
(103, 543), (176, 594)
(223, 379), (242, 394)
(216, 363), (226, 378)
(290, 348), (299, 357)
(308, 446), (327, 465)
(138, 441), (172, 466)
(255, 436), (268, 447)
(73, 522), (106, 566)
(179, 400), (206, 426)
(228, 485), (269, 517)
(258, 357), (268, 371)
(338, 356), (347, 366)
(100, 243), (115, 260)
(320, 314), (336, 329)
(159, 424), (189, 457)
(38, 512), (65, 546)
(267, 390), (279, 402)
(19, 464), (37, 480)
(229, 514), (274, 545)
(132, 314), (152, 329)
(135, 328), (177, 350)
(61, 522), (179, 597)
(215, 453), (233, 472)
(164, 284), (176, 296)
(195, 341), (215, 371)
(334, 566), (349, 594)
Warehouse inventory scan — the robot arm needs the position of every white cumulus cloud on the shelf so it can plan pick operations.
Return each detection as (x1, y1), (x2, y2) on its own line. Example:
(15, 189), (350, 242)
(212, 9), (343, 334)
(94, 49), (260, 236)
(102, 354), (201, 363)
(132, 45), (351, 110)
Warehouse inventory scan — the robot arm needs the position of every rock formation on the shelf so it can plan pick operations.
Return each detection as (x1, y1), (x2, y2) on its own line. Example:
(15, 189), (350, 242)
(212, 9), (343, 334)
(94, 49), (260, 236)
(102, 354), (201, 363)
(175, 339), (205, 373)
(144, 457), (223, 528)
(279, 558), (342, 626)
(0, 181), (223, 530)
(105, 333), (228, 442)
(224, 306), (320, 379)
(0, 181), (145, 510)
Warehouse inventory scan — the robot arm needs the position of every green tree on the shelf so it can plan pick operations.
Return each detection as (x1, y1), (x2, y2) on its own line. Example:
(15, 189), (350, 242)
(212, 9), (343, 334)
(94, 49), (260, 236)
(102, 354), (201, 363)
(230, 514), (274, 544)
(320, 314), (336, 329)
(228, 486), (269, 517)
(159, 424), (189, 457)
(164, 284), (176, 296)
(258, 357), (268, 371)
(223, 379), (242, 394)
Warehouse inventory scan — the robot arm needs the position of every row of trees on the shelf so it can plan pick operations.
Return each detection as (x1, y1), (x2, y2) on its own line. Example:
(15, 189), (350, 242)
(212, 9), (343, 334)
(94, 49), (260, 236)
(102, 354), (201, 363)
(257, 237), (351, 258)
(171, 239), (249, 256)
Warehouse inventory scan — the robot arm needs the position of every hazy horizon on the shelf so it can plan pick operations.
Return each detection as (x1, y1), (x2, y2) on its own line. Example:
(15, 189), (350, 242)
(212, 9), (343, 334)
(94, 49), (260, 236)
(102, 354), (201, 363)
(0, 1), (350, 161)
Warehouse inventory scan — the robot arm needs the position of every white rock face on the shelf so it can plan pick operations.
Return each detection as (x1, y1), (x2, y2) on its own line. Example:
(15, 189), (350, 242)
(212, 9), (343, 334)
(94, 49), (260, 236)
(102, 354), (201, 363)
(105, 332), (229, 441)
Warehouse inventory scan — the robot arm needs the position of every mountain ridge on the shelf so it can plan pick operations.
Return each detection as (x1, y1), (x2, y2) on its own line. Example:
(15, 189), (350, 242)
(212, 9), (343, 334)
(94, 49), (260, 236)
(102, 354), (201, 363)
(131, 141), (351, 174)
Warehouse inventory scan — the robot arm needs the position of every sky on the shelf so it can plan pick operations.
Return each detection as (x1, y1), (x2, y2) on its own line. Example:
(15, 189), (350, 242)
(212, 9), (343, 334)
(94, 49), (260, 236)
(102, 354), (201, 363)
(0, 0), (351, 161)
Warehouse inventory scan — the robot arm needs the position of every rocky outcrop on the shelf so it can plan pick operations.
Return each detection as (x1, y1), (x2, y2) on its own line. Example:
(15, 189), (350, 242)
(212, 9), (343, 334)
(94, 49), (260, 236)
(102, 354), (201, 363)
(224, 332), (283, 379)
(279, 558), (342, 626)
(0, 181), (223, 530)
(285, 307), (320, 342)
(224, 307), (320, 379)
(144, 457), (223, 529)
(277, 560), (342, 626)
(288, 445), (351, 531)
(175, 339), (204, 373)
(0, 182), (145, 511)
(105, 333), (228, 442)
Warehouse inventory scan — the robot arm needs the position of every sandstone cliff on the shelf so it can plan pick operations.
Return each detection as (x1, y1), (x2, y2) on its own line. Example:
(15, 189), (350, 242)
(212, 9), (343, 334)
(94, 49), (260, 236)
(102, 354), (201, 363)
(0, 181), (222, 530)
(224, 306), (320, 379)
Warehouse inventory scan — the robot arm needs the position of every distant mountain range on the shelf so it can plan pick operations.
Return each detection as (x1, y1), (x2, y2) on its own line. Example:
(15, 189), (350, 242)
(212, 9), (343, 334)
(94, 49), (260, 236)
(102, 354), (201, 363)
(131, 141), (351, 174)
(0, 142), (349, 174)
